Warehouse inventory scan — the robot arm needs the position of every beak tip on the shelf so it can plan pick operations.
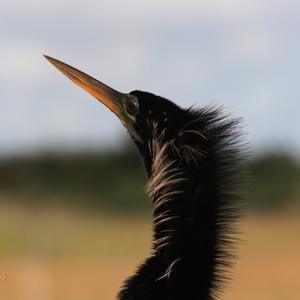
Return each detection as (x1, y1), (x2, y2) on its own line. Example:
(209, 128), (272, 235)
(43, 55), (58, 67)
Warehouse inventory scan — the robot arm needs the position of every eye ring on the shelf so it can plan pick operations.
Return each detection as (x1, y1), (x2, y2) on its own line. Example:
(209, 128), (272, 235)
(125, 97), (139, 116)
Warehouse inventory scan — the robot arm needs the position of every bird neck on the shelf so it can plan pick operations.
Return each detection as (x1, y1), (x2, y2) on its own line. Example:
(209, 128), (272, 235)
(119, 110), (243, 300)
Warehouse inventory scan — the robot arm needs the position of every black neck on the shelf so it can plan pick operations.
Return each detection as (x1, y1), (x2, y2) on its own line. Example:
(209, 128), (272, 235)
(118, 108), (243, 300)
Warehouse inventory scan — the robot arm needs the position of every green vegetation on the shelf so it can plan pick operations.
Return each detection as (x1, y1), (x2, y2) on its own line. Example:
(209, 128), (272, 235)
(246, 153), (300, 212)
(0, 148), (149, 213)
(0, 149), (299, 213)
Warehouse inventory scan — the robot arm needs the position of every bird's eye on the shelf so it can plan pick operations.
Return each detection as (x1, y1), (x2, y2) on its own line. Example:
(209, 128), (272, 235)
(125, 98), (138, 116)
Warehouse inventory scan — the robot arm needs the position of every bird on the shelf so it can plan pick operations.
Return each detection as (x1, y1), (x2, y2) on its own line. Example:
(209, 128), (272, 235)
(44, 55), (245, 300)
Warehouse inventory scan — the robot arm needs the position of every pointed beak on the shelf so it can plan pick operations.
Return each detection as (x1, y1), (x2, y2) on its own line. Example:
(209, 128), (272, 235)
(44, 55), (130, 125)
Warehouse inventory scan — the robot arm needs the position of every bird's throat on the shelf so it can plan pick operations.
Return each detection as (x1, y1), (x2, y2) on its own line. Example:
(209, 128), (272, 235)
(119, 137), (214, 300)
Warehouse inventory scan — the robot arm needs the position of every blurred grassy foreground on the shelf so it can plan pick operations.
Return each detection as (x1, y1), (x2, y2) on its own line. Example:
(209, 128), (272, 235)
(0, 149), (299, 299)
(0, 205), (299, 300)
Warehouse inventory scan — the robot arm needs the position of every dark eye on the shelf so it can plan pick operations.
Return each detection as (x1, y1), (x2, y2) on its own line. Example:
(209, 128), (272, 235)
(125, 99), (138, 115)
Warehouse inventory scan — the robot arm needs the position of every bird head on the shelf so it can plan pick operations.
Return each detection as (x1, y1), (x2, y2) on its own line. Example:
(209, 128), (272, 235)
(44, 56), (189, 173)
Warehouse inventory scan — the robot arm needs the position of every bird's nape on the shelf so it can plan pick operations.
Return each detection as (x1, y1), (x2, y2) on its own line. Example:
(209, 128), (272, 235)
(45, 55), (246, 300)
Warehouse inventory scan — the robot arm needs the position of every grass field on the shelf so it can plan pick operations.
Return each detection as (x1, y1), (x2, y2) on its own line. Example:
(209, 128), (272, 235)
(0, 203), (299, 300)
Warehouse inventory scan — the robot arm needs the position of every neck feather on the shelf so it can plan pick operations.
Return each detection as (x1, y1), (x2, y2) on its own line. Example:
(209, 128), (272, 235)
(119, 107), (245, 300)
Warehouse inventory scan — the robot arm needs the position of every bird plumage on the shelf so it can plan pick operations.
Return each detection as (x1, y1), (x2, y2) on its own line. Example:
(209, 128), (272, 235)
(118, 92), (245, 300)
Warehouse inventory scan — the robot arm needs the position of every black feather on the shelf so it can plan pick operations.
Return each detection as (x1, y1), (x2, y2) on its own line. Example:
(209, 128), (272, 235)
(118, 92), (247, 300)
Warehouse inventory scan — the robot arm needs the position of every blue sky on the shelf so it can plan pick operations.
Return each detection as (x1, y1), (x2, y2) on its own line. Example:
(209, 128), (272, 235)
(1, 0), (300, 156)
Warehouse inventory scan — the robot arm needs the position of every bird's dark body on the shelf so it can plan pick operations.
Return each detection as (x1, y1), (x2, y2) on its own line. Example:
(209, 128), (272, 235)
(118, 91), (244, 300)
(44, 57), (245, 300)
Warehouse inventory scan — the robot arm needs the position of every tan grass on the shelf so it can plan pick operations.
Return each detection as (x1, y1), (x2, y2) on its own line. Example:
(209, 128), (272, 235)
(0, 204), (299, 300)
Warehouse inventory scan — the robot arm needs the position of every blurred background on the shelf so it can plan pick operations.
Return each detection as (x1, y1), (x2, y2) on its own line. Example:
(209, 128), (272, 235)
(1, 1), (300, 299)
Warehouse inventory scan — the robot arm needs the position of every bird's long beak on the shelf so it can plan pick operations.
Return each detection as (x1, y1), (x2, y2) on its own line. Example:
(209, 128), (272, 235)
(44, 55), (135, 132)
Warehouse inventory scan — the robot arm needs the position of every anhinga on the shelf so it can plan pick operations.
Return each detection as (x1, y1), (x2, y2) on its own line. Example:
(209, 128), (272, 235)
(45, 55), (245, 300)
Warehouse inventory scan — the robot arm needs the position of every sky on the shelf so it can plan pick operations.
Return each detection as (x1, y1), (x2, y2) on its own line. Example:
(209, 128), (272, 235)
(1, 0), (300, 156)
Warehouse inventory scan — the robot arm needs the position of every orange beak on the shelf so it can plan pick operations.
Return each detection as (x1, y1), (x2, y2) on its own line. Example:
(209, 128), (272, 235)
(44, 55), (128, 122)
(44, 55), (141, 142)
